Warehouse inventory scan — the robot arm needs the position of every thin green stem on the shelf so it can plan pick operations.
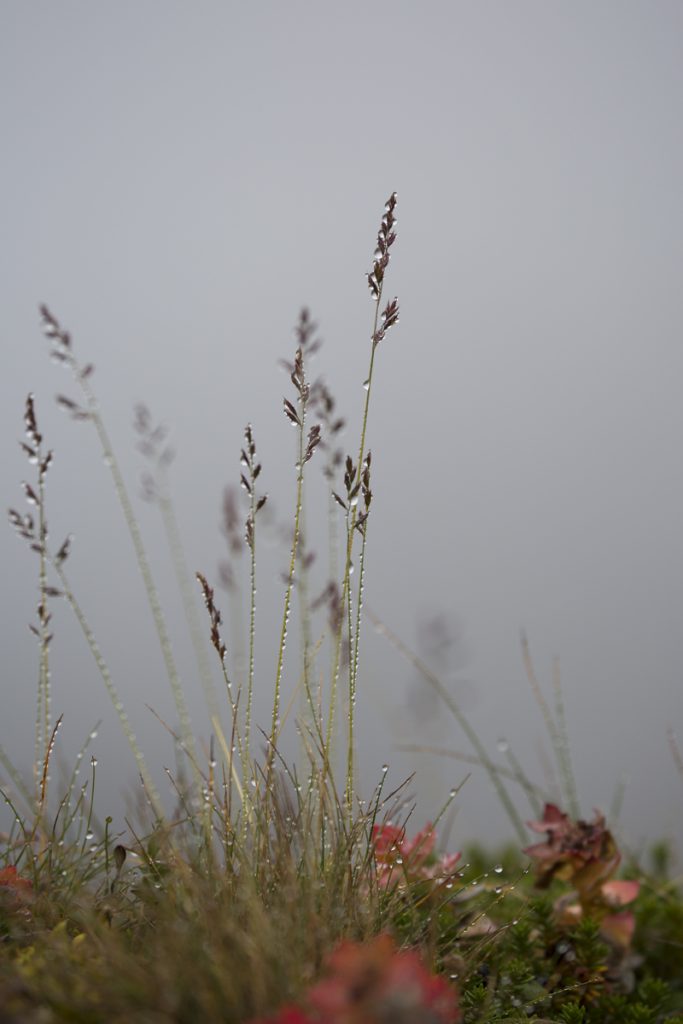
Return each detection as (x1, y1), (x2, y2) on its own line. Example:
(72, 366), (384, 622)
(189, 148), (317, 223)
(37, 467), (50, 777)
(61, 721), (102, 832)
(157, 471), (221, 725)
(356, 333), (379, 490)
(326, 289), (382, 761)
(29, 443), (51, 803)
(229, 583), (247, 704)
(552, 656), (580, 818)
(0, 745), (34, 812)
(218, 652), (246, 782)
(327, 491), (340, 674)
(397, 741), (548, 805)
(504, 744), (543, 818)
(344, 552), (355, 813)
(33, 669), (44, 801)
(326, 510), (351, 752)
(298, 504), (314, 723)
(270, 395), (306, 777)
(50, 555), (164, 821)
(522, 633), (579, 816)
(77, 372), (196, 767)
(368, 608), (527, 844)
(346, 523), (369, 811)
(246, 485), (257, 760)
(521, 630), (561, 749)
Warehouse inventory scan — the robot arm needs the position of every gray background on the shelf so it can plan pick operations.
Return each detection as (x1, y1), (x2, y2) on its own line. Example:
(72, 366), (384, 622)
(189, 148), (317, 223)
(2, 1), (683, 854)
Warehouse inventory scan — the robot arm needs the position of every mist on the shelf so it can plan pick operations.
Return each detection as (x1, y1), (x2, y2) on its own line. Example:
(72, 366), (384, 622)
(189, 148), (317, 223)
(2, 1), (683, 854)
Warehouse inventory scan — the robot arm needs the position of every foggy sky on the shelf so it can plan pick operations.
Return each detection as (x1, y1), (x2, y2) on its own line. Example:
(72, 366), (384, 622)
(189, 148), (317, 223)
(2, 1), (683, 854)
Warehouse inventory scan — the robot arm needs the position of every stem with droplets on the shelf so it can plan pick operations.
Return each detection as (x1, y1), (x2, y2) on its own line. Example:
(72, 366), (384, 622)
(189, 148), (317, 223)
(245, 468), (257, 762)
(75, 370), (197, 771)
(367, 609), (527, 843)
(37, 465), (50, 788)
(269, 365), (307, 780)
(157, 467), (221, 726)
(326, 286), (382, 772)
(346, 516), (370, 811)
(50, 553), (164, 821)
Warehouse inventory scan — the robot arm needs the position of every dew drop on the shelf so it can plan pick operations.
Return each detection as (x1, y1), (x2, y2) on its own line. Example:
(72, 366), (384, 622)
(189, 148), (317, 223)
(381, 764), (389, 774)
(362, 379), (370, 391)
(496, 737), (509, 753)
(494, 863), (503, 874)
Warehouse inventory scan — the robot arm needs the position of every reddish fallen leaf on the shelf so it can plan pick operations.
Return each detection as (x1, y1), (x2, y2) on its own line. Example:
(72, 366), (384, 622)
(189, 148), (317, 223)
(0, 865), (32, 894)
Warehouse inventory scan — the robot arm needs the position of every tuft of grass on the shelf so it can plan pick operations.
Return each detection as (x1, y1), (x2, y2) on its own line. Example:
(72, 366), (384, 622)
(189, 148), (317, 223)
(2, 194), (682, 1022)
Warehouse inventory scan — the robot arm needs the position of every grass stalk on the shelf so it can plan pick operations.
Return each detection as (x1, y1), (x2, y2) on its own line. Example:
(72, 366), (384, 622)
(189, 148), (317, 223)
(367, 608), (527, 843)
(84, 400), (195, 764)
(240, 423), (266, 764)
(327, 333), (379, 758)
(36, 452), (51, 795)
(521, 632), (579, 817)
(551, 655), (580, 819)
(50, 555), (164, 821)
(247, 483), (257, 759)
(326, 191), (399, 765)
(270, 344), (312, 780)
(39, 306), (196, 769)
(156, 465), (221, 724)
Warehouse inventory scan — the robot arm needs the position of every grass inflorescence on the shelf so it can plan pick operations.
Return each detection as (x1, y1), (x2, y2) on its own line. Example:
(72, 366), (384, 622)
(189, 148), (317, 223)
(2, 195), (683, 1022)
